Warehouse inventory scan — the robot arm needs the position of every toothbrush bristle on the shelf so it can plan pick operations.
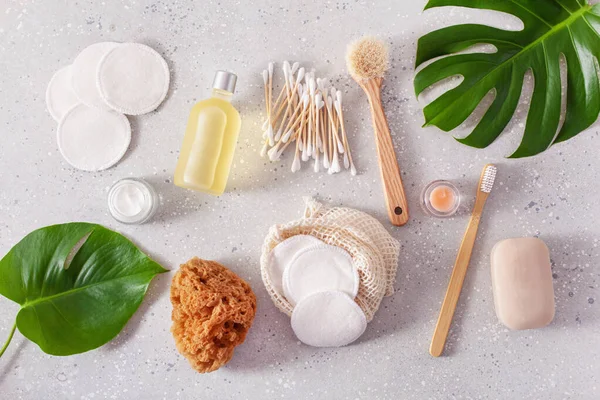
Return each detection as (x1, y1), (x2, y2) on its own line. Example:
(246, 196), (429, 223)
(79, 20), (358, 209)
(480, 165), (497, 193)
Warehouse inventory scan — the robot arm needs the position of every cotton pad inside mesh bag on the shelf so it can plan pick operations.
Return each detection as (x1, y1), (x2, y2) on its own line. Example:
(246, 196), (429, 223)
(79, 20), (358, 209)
(260, 198), (401, 322)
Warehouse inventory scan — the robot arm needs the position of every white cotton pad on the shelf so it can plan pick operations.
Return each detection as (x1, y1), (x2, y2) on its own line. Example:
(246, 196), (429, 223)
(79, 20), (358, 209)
(97, 43), (170, 115)
(283, 244), (358, 306)
(57, 104), (131, 171)
(71, 42), (120, 110)
(291, 291), (367, 347)
(46, 65), (80, 122)
(266, 235), (324, 298)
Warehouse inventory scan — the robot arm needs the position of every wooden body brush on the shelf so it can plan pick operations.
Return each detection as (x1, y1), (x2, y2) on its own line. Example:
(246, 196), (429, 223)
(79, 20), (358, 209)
(347, 37), (409, 226)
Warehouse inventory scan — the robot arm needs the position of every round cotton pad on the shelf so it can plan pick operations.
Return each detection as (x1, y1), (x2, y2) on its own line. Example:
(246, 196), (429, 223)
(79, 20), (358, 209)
(71, 42), (119, 110)
(283, 244), (358, 306)
(266, 235), (324, 298)
(97, 43), (170, 115)
(46, 65), (80, 122)
(291, 291), (367, 347)
(57, 104), (131, 171)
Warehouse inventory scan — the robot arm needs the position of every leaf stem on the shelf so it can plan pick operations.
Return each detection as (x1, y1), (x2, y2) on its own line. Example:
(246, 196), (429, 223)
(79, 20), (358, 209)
(0, 320), (17, 359)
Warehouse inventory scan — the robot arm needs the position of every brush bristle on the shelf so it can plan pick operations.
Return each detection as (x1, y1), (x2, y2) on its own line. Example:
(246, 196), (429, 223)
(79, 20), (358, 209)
(480, 165), (497, 193)
(346, 36), (389, 80)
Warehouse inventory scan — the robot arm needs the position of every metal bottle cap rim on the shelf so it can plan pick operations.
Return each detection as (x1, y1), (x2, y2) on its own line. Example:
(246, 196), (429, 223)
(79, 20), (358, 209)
(213, 71), (237, 94)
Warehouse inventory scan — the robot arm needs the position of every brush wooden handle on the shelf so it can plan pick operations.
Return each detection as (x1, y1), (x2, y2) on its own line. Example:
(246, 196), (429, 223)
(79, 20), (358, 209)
(360, 78), (409, 226)
(430, 193), (489, 357)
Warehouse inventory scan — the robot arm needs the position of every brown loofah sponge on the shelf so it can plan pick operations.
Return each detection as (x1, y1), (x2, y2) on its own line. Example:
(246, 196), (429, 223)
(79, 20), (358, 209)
(170, 257), (257, 373)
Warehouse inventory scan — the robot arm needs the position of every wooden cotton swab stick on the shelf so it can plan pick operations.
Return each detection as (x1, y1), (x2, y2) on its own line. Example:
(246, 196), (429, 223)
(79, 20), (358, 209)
(263, 67), (304, 154)
(305, 78), (317, 159)
(268, 93), (309, 161)
(291, 96), (310, 172)
(329, 87), (345, 154)
(313, 93), (325, 172)
(262, 70), (274, 146)
(322, 102), (330, 169)
(268, 65), (304, 133)
(325, 95), (343, 173)
(335, 91), (357, 176)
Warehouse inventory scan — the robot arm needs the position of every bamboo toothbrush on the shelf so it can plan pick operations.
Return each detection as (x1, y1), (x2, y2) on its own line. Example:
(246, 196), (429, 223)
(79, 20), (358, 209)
(346, 36), (409, 226)
(430, 164), (497, 357)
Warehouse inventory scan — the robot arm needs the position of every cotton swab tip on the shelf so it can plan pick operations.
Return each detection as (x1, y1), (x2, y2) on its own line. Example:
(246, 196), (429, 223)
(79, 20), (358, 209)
(343, 153), (350, 169)
(296, 67), (306, 83)
(351, 164), (357, 176)
(332, 153), (341, 173)
(275, 127), (283, 141)
(267, 126), (274, 146)
(282, 130), (293, 143)
(268, 62), (274, 78)
(262, 70), (268, 84)
(291, 62), (300, 74)
(267, 144), (281, 161)
(302, 150), (309, 162)
(336, 90), (342, 104)
(309, 78), (316, 96)
(291, 157), (301, 173)
(334, 100), (342, 114)
(260, 143), (268, 158)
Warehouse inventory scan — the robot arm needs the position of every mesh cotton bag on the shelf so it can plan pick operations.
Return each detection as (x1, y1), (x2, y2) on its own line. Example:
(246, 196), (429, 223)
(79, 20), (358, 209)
(260, 198), (400, 322)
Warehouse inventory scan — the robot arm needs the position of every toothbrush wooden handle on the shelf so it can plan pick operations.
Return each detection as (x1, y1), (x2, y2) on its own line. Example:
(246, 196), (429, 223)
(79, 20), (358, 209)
(361, 78), (409, 226)
(430, 205), (485, 357)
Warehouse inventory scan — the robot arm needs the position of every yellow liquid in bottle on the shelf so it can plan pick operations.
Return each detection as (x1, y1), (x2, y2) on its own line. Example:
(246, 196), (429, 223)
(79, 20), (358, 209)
(174, 90), (241, 195)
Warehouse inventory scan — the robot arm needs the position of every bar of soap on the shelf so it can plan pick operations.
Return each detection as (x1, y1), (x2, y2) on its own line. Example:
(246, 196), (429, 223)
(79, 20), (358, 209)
(491, 237), (555, 330)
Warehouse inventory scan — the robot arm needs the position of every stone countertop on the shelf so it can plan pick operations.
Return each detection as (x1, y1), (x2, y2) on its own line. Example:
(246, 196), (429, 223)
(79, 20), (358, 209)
(0, 0), (598, 399)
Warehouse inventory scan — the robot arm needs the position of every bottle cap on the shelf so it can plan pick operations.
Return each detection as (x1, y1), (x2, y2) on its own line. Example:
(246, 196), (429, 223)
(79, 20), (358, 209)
(213, 71), (237, 93)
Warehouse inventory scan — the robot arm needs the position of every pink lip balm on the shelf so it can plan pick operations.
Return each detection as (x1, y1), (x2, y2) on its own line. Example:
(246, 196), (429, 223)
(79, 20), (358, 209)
(421, 180), (460, 217)
(430, 185), (456, 213)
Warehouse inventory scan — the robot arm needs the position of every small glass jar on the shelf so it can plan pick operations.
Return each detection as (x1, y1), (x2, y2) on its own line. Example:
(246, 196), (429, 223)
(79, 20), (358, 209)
(421, 180), (460, 218)
(108, 178), (158, 224)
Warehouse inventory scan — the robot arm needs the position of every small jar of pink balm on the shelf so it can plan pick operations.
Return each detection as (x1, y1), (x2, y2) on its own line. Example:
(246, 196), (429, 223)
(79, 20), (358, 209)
(421, 180), (460, 217)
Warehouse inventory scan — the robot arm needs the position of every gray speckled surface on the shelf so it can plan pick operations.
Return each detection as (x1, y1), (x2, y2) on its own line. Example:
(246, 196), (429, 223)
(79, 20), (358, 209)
(1, 0), (599, 399)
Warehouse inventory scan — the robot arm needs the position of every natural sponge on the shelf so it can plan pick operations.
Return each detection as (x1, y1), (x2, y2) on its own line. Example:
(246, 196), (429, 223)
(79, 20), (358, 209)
(170, 258), (257, 373)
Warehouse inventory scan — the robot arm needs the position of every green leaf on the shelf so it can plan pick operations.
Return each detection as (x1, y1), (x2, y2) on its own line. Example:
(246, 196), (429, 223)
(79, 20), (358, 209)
(414, 0), (600, 158)
(0, 223), (167, 356)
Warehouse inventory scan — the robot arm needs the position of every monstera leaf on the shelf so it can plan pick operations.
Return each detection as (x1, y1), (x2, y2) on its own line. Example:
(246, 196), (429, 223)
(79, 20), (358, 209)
(415, 0), (600, 157)
(0, 223), (167, 357)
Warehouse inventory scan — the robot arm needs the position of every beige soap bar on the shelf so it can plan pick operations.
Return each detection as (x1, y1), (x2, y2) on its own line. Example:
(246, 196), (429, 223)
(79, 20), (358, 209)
(491, 237), (555, 330)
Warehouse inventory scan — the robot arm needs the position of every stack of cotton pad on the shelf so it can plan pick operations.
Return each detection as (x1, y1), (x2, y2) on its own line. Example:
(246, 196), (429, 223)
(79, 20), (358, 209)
(265, 235), (367, 347)
(46, 42), (170, 171)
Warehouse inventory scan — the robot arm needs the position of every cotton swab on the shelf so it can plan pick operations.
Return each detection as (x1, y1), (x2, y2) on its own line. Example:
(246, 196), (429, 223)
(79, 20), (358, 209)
(260, 142), (268, 158)
(335, 91), (357, 175)
(259, 62), (356, 176)
(262, 70), (275, 145)
(300, 95), (310, 162)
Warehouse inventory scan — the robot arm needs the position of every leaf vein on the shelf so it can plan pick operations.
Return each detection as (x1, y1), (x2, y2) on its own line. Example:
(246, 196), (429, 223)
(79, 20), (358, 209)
(508, 0), (553, 28)
(22, 270), (157, 309)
